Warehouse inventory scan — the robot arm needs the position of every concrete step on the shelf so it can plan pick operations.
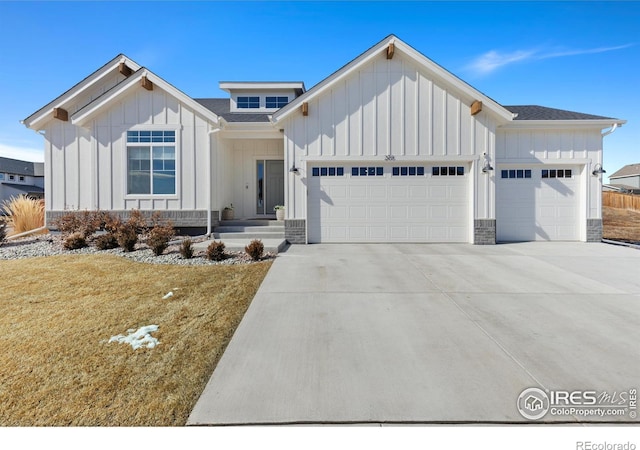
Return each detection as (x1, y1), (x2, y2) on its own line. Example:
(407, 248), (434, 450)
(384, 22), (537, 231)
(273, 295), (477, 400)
(214, 226), (284, 233)
(193, 238), (288, 254)
(219, 219), (283, 227)
(213, 232), (285, 240)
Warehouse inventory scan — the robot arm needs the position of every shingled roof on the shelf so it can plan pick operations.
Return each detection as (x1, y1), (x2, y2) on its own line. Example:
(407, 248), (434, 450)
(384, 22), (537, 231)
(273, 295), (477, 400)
(504, 105), (618, 121)
(610, 163), (640, 179)
(194, 98), (271, 123)
(0, 157), (37, 176)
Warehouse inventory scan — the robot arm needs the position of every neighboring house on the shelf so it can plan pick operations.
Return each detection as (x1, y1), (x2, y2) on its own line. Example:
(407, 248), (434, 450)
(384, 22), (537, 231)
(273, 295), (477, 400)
(22, 35), (625, 244)
(607, 163), (640, 194)
(0, 157), (45, 209)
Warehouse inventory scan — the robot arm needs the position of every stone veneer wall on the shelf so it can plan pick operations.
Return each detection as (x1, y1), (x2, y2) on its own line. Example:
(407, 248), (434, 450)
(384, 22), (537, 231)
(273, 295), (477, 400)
(285, 219), (306, 244)
(474, 219), (496, 245)
(586, 218), (603, 242)
(46, 210), (219, 229)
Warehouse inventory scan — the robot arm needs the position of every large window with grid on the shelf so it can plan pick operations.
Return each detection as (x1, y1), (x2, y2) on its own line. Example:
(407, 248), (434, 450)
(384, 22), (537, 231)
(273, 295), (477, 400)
(127, 130), (176, 195)
(237, 96), (260, 108)
(266, 96), (288, 108)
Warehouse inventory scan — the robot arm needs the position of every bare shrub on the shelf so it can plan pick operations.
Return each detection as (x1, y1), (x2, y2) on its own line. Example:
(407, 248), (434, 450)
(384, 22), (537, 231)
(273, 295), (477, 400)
(206, 241), (226, 261)
(244, 239), (264, 261)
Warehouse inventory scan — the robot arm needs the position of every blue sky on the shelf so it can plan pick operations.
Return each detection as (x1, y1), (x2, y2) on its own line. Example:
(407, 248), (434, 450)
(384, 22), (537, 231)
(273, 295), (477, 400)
(0, 1), (638, 182)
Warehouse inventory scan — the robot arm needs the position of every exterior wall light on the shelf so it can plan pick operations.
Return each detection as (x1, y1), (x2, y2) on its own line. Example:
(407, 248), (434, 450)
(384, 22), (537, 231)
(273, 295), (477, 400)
(482, 153), (494, 173)
(289, 165), (299, 174)
(592, 164), (606, 176)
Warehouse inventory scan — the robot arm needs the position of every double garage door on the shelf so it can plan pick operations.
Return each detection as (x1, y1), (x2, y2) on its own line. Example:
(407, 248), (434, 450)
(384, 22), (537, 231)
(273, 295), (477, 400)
(307, 164), (469, 243)
(496, 166), (581, 241)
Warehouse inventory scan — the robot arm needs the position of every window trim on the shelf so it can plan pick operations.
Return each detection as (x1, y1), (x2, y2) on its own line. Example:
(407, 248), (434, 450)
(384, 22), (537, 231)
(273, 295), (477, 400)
(124, 127), (180, 198)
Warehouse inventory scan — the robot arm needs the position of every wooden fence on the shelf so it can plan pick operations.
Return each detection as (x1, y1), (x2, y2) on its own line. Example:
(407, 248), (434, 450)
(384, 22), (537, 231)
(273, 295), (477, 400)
(603, 191), (640, 211)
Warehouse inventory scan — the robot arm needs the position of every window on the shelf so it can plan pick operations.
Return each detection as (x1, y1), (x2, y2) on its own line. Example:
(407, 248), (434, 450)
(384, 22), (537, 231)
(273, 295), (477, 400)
(237, 96), (260, 108)
(432, 166), (465, 176)
(392, 166), (425, 176)
(19, 176), (25, 182)
(542, 168), (572, 179)
(127, 130), (176, 195)
(501, 169), (532, 179)
(312, 167), (344, 177)
(9, 175), (15, 181)
(0, 173), (4, 180)
(352, 167), (384, 176)
(266, 96), (288, 108)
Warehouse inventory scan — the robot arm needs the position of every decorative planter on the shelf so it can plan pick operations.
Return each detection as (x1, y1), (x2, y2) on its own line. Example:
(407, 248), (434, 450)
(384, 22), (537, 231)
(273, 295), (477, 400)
(275, 209), (285, 221)
(221, 208), (234, 221)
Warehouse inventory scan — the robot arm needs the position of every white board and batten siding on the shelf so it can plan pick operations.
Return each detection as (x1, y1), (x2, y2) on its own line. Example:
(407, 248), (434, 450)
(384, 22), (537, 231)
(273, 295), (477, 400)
(284, 52), (496, 243)
(46, 87), (213, 213)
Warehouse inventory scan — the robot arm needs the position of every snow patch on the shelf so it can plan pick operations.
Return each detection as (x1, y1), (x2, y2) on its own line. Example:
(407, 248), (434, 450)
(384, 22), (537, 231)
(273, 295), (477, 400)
(108, 325), (160, 350)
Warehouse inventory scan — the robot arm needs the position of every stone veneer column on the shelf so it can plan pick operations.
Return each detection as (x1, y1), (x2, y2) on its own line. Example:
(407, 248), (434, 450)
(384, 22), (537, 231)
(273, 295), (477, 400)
(474, 219), (496, 245)
(586, 219), (603, 242)
(284, 219), (306, 244)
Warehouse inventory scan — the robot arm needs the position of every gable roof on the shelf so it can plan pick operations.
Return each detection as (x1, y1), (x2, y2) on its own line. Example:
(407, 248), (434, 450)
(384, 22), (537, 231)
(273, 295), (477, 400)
(195, 98), (271, 123)
(272, 35), (515, 124)
(0, 157), (38, 176)
(22, 54), (142, 130)
(610, 163), (640, 179)
(71, 68), (220, 127)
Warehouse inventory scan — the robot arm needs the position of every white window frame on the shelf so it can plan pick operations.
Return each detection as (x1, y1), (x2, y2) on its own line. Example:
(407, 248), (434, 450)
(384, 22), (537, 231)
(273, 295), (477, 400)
(124, 126), (180, 199)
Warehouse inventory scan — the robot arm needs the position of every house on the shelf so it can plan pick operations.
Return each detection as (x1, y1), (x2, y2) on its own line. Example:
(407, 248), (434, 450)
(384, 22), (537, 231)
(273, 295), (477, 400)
(0, 157), (45, 208)
(606, 163), (640, 194)
(524, 395), (544, 412)
(22, 35), (625, 244)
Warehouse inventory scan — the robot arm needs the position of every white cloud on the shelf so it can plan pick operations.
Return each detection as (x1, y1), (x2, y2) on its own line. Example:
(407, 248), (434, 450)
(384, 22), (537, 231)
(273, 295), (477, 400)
(466, 43), (634, 76)
(0, 143), (44, 162)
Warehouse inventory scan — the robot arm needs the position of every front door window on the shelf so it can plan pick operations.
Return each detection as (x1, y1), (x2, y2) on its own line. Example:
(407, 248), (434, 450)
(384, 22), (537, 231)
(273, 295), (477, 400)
(256, 160), (284, 215)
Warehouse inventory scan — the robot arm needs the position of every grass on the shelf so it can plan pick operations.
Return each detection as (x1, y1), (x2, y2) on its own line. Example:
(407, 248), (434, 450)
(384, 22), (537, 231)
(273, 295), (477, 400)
(2, 195), (44, 235)
(0, 254), (271, 426)
(603, 206), (640, 243)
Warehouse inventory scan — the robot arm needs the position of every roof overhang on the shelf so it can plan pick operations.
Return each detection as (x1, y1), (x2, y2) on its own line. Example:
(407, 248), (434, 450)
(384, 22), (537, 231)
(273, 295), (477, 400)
(272, 35), (515, 125)
(71, 69), (219, 128)
(219, 82), (306, 96)
(500, 119), (627, 131)
(22, 54), (141, 131)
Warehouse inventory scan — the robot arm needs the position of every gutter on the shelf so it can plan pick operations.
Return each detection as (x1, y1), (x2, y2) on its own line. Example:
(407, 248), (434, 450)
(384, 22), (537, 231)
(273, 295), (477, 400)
(601, 123), (620, 137)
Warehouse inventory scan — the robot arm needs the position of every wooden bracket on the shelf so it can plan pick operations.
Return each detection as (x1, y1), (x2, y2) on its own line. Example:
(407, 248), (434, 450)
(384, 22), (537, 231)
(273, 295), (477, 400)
(53, 107), (68, 121)
(301, 102), (308, 116)
(118, 62), (133, 77)
(471, 100), (483, 116)
(387, 42), (395, 59)
(141, 76), (153, 91)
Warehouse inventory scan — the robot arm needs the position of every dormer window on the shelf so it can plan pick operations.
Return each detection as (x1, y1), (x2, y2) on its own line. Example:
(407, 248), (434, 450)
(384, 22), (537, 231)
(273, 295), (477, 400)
(266, 96), (289, 108)
(237, 96), (259, 109)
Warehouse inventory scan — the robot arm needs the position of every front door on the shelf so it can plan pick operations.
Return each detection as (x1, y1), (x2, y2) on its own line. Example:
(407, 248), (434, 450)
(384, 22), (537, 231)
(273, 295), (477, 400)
(256, 160), (284, 215)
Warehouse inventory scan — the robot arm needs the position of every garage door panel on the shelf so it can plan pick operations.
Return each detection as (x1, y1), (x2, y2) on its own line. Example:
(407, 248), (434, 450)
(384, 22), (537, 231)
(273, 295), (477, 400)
(497, 166), (580, 241)
(308, 164), (469, 243)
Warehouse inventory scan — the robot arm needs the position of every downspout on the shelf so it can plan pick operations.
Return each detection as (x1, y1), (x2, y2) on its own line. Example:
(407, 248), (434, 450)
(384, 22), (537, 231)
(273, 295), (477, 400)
(207, 127), (222, 237)
(601, 123), (619, 137)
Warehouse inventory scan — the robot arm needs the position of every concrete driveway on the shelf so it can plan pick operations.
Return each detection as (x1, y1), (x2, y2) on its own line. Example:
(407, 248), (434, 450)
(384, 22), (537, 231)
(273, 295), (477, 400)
(188, 242), (640, 425)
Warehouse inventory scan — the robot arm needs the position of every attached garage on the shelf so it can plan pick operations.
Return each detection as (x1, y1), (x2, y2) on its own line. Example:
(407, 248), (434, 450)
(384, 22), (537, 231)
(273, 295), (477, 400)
(307, 163), (469, 243)
(496, 166), (581, 241)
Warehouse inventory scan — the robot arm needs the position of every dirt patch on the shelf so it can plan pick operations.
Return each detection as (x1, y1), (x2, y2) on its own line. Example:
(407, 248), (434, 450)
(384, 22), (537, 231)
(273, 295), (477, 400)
(603, 206), (640, 243)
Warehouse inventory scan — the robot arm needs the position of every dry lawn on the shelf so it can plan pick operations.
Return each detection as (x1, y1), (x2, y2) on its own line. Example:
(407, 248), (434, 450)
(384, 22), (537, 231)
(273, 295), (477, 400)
(603, 206), (640, 243)
(0, 254), (271, 426)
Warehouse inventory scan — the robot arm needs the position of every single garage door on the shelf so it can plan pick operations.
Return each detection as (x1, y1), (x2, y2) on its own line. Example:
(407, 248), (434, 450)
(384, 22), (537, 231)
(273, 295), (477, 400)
(496, 166), (581, 241)
(307, 164), (469, 243)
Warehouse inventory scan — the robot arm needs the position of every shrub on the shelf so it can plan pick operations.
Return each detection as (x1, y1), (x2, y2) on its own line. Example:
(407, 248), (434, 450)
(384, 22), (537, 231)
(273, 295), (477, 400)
(206, 240), (226, 261)
(127, 209), (148, 235)
(94, 233), (119, 250)
(0, 219), (6, 246)
(54, 210), (103, 238)
(180, 238), (194, 259)
(116, 223), (138, 252)
(63, 232), (87, 250)
(147, 222), (175, 256)
(245, 239), (264, 261)
(1, 195), (44, 235)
